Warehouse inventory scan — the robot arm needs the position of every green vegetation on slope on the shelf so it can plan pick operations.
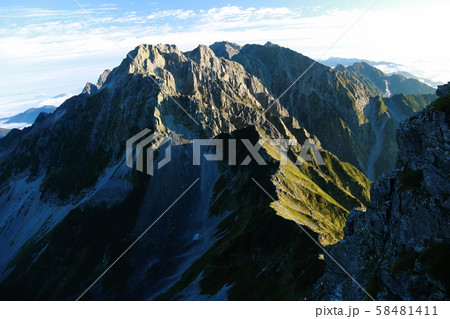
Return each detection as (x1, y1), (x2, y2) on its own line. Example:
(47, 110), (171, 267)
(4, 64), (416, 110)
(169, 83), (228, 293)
(256, 123), (371, 246)
(431, 94), (450, 113)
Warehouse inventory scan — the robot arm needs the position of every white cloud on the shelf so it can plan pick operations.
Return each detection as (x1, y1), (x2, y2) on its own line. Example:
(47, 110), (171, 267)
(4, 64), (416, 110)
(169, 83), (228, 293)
(37, 94), (75, 107)
(0, 122), (31, 130)
(0, 4), (449, 116)
(2, 4), (448, 80)
(147, 9), (195, 20)
(0, 6), (117, 18)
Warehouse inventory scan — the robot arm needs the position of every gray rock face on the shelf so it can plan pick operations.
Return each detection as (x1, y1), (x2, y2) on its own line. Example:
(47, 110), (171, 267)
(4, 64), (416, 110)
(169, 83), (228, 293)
(209, 41), (242, 59)
(437, 82), (450, 97)
(318, 93), (450, 300)
(82, 69), (111, 95)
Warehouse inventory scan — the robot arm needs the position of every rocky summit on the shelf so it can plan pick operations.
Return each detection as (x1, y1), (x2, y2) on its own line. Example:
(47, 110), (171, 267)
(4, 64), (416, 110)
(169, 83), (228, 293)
(0, 42), (445, 301)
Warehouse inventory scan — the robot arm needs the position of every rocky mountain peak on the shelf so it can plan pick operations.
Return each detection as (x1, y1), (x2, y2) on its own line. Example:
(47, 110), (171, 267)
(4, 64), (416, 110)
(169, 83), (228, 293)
(82, 69), (111, 95)
(184, 44), (218, 66)
(126, 43), (186, 76)
(209, 41), (242, 59)
(349, 62), (387, 78)
(97, 69), (111, 87)
(264, 41), (279, 48)
(334, 64), (346, 72)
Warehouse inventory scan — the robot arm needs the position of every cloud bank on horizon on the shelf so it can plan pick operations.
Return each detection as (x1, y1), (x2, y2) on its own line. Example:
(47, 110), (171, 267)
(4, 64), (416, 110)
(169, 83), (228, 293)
(0, 0), (449, 117)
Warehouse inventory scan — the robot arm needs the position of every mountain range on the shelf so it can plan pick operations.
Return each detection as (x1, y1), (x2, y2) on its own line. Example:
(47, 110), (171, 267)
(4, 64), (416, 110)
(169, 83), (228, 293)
(335, 62), (435, 96)
(0, 105), (57, 134)
(320, 57), (443, 89)
(0, 105), (56, 124)
(0, 42), (446, 301)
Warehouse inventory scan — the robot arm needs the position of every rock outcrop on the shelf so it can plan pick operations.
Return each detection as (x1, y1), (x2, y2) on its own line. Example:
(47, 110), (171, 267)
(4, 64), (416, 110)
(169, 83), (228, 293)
(318, 84), (450, 300)
(437, 82), (450, 97)
(82, 69), (111, 95)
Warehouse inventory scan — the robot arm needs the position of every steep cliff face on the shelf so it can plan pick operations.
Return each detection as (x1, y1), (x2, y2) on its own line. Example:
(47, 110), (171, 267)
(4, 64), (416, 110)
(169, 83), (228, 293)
(318, 85), (450, 300)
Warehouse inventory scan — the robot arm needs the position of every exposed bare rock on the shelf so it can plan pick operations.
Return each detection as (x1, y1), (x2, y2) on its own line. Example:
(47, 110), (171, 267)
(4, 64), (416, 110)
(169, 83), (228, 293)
(318, 90), (450, 300)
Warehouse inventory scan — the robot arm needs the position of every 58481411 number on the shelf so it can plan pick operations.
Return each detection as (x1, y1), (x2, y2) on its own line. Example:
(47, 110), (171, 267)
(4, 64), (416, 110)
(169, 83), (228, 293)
(376, 306), (438, 316)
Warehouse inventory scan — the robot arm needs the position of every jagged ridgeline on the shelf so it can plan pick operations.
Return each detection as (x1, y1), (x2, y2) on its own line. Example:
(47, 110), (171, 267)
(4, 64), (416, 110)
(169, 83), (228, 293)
(0, 42), (435, 300)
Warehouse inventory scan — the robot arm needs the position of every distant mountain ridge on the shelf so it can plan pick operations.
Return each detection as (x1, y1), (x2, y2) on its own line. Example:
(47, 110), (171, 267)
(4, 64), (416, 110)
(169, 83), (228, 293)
(335, 62), (436, 97)
(320, 57), (402, 69)
(320, 57), (443, 88)
(0, 105), (56, 126)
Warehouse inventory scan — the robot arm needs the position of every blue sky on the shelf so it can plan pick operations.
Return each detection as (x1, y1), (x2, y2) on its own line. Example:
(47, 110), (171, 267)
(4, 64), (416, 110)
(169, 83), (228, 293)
(0, 0), (449, 118)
